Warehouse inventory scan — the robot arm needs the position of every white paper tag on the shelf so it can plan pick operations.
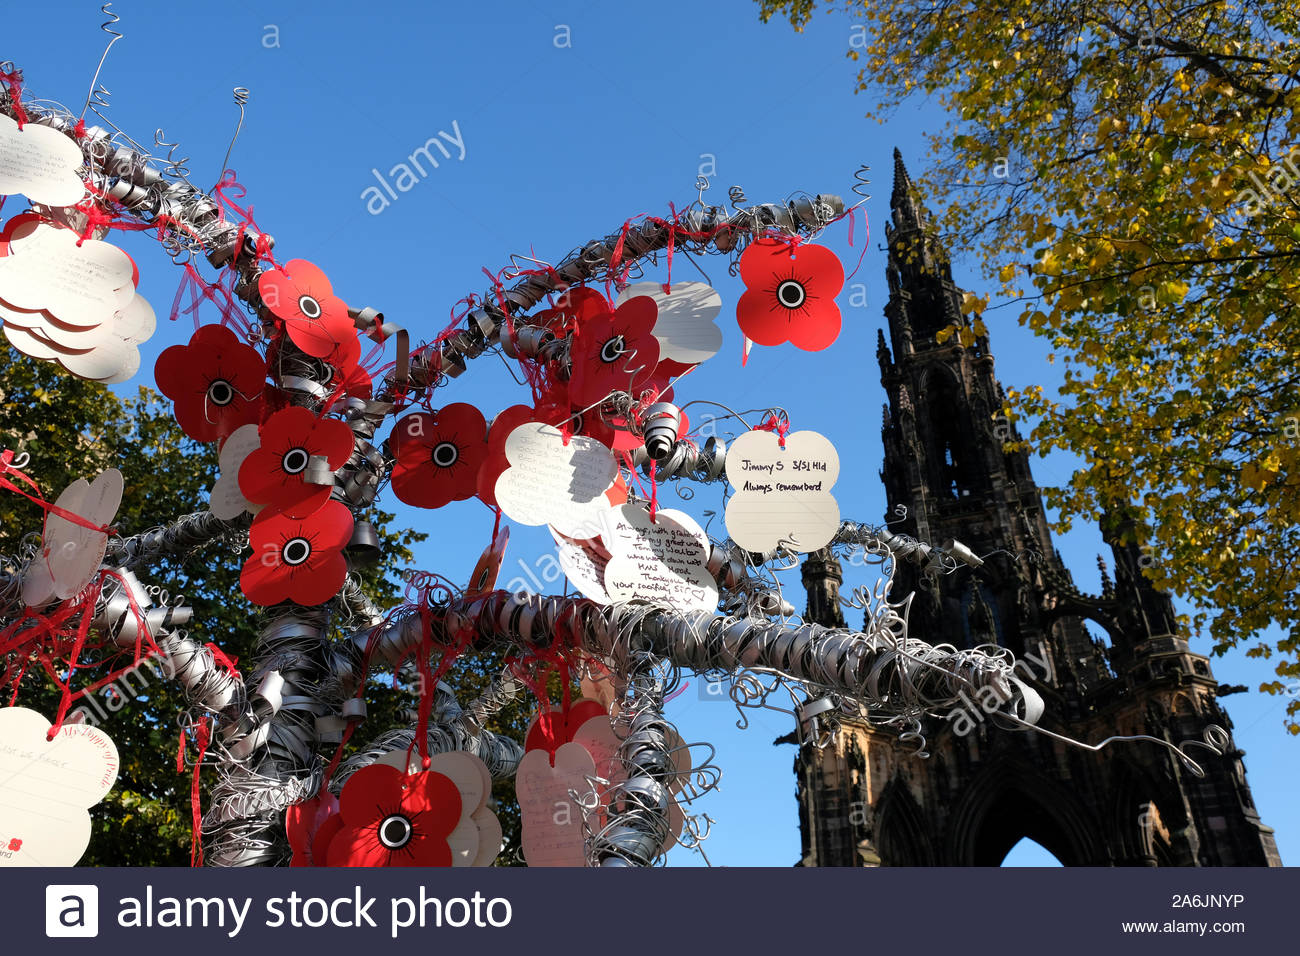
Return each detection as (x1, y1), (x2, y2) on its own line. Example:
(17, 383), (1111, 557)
(516, 742), (596, 867)
(22, 469), (123, 606)
(0, 707), (119, 867)
(552, 528), (611, 603)
(0, 220), (133, 327)
(724, 429), (840, 553)
(208, 424), (265, 520)
(616, 281), (722, 365)
(0, 114), (86, 208)
(601, 504), (718, 611)
(494, 422), (618, 539)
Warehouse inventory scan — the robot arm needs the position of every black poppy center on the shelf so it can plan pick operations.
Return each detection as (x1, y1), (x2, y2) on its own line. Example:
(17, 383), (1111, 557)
(776, 280), (807, 310)
(206, 379), (235, 407)
(282, 447), (310, 475)
(599, 336), (627, 364)
(379, 814), (413, 849)
(298, 294), (322, 320)
(281, 537), (311, 566)
(431, 441), (459, 468)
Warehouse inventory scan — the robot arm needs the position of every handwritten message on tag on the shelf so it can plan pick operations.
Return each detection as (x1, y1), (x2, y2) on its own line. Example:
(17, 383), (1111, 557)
(0, 218), (133, 327)
(553, 528), (611, 603)
(494, 422), (618, 539)
(208, 424), (265, 520)
(724, 429), (840, 553)
(516, 743), (596, 867)
(601, 504), (717, 611)
(0, 114), (86, 207)
(0, 707), (119, 867)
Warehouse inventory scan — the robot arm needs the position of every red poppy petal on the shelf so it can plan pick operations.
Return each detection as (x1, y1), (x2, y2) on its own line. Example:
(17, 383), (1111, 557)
(613, 295), (658, 336)
(310, 501), (356, 551)
(792, 243), (845, 297)
(487, 405), (535, 455)
(153, 343), (192, 400)
(434, 403), (489, 441)
(392, 839), (451, 867)
(237, 447), (288, 505)
(285, 316), (344, 359)
(257, 269), (297, 318)
(312, 417), (359, 470)
(389, 413), (435, 458)
(287, 550), (348, 606)
(283, 259), (335, 297)
(789, 303), (842, 351)
(310, 814), (345, 866)
(326, 328), (361, 371)
(401, 771), (461, 826)
(339, 764), (407, 827)
(736, 290), (798, 347)
(392, 461), (457, 509)
(738, 238), (790, 288)
(326, 826), (391, 867)
(240, 549), (288, 605)
(285, 799), (316, 854)
(565, 287), (613, 324)
(263, 405), (319, 446)
(475, 451), (509, 507)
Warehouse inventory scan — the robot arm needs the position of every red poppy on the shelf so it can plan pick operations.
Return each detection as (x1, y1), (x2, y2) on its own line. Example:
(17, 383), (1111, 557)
(327, 764), (461, 867)
(286, 792), (340, 867)
(155, 324), (266, 444)
(567, 296), (661, 407)
(238, 406), (355, 518)
(240, 500), (353, 606)
(737, 239), (845, 351)
(390, 403), (488, 509)
(258, 259), (356, 360)
(477, 404), (535, 508)
(535, 286), (610, 332)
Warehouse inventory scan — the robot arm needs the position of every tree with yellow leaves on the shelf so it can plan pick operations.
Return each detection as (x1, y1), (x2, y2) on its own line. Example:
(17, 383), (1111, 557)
(759, 0), (1300, 730)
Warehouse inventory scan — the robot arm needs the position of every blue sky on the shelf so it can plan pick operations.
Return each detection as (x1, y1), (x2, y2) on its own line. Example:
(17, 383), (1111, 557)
(4, 0), (1293, 868)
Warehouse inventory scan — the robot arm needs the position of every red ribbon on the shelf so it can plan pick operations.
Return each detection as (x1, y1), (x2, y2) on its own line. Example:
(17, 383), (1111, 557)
(755, 413), (791, 449)
(0, 450), (115, 536)
(1, 67), (28, 128)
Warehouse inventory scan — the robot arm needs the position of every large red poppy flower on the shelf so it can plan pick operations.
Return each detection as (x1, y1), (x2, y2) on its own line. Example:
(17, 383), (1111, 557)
(238, 406), (356, 518)
(476, 404), (535, 508)
(390, 403), (488, 509)
(240, 500), (353, 606)
(286, 792), (341, 867)
(327, 764), (461, 867)
(258, 259), (356, 360)
(155, 324), (266, 444)
(737, 240), (845, 351)
(567, 296), (661, 407)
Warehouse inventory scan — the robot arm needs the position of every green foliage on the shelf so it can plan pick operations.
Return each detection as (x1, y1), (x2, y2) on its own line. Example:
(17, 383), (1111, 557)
(759, 0), (1300, 730)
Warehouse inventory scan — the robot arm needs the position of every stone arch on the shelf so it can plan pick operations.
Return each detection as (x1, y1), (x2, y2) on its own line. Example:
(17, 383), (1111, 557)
(946, 756), (1102, 865)
(874, 777), (937, 866)
(1106, 758), (1194, 866)
(917, 364), (983, 499)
